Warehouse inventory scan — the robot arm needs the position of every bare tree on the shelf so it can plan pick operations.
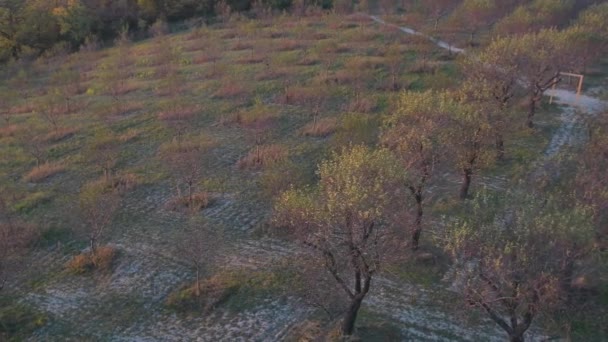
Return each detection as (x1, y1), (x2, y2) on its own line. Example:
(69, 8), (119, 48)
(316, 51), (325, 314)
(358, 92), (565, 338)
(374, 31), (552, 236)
(274, 146), (404, 336)
(177, 217), (223, 297)
(0, 195), (38, 291)
(79, 187), (120, 254)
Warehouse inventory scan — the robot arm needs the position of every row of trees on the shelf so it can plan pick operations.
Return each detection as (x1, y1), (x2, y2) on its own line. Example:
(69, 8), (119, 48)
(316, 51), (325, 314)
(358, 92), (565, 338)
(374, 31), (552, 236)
(272, 4), (608, 340)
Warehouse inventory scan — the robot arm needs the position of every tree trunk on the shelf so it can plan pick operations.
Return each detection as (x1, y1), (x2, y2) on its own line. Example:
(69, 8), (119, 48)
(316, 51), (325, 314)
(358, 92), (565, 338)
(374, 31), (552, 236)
(459, 168), (472, 200)
(527, 96), (536, 129)
(496, 133), (505, 160)
(195, 268), (201, 297)
(341, 294), (365, 336)
(509, 334), (525, 342)
(412, 193), (423, 250)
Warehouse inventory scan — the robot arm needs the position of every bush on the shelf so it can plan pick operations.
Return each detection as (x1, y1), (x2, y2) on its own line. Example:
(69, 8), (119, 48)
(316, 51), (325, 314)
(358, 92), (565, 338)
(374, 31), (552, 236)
(23, 162), (65, 183)
(66, 245), (117, 274)
(236, 144), (288, 170)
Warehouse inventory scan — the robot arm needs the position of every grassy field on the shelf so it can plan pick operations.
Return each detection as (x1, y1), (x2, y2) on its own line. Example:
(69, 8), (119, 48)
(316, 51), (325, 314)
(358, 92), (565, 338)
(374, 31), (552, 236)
(0, 12), (584, 340)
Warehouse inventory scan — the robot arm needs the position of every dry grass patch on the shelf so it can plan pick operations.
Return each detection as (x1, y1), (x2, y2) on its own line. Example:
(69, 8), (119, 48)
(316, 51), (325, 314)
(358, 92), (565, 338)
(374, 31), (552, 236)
(279, 85), (325, 106)
(255, 68), (288, 81)
(0, 124), (17, 137)
(212, 81), (249, 100)
(160, 135), (215, 155)
(300, 117), (338, 137)
(157, 104), (200, 122)
(66, 245), (117, 274)
(237, 144), (288, 170)
(166, 271), (243, 312)
(345, 97), (377, 113)
(24, 162), (65, 183)
(9, 102), (36, 114)
(229, 104), (281, 128)
(165, 192), (211, 213)
(45, 127), (76, 142)
(273, 39), (303, 51)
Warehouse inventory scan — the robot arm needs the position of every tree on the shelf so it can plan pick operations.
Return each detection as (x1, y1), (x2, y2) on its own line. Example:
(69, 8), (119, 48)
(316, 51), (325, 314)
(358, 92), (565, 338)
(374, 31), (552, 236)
(459, 47), (520, 159)
(449, 0), (499, 46)
(482, 29), (570, 128)
(444, 190), (596, 342)
(177, 217), (223, 297)
(98, 28), (132, 113)
(439, 92), (493, 199)
(88, 130), (120, 183)
(78, 185), (119, 254)
(564, 3), (608, 73)
(160, 134), (214, 213)
(382, 90), (446, 249)
(419, 0), (460, 30)
(384, 43), (403, 91)
(0, 194), (37, 291)
(576, 112), (608, 246)
(494, 0), (575, 36)
(274, 145), (404, 336)
(0, 0), (25, 59)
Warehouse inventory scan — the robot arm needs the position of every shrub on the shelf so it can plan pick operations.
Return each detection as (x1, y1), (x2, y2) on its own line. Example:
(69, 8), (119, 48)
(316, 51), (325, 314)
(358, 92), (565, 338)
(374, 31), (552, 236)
(300, 117), (338, 137)
(66, 245), (117, 274)
(345, 96), (377, 113)
(236, 144), (288, 170)
(23, 162), (65, 183)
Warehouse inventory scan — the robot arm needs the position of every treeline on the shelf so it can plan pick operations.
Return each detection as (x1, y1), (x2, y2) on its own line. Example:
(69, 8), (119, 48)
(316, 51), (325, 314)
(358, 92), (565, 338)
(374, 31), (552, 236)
(1, 0), (603, 63)
(0, 0), (332, 62)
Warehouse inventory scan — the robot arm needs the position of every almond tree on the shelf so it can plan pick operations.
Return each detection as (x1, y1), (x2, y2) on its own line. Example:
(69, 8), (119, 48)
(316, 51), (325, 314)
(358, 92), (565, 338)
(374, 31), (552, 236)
(0, 194), (37, 291)
(442, 92), (493, 199)
(79, 186), (119, 254)
(450, 0), (499, 46)
(481, 29), (570, 128)
(274, 146), (404, 336)
(177, 217), (223, 297)
(460, 47), (520, 159)
(382, 90), (446, 249)
(445, 190), (596, 342)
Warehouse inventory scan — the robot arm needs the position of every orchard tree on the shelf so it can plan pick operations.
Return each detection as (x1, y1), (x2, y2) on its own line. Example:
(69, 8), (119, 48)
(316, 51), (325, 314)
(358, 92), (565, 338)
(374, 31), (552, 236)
(449, 0), (499, 46)
(88, 130), (120, 183)
(384, 43), (403, 91)
(78, 185), (119, 254)
(0, 195), (37, 292)
(445, 190), (597, 342)
(420, 0), (460, 30)
(443, 92), (493, 199)
(576, 112), (608, 245)
(382, 90), (446, 249)
(460, 46), (521, 159)
(274, 146), (404, 336)
(564, 3), (608, 73)
(177, 217), (223, 297)
(482, 29), (570, 128)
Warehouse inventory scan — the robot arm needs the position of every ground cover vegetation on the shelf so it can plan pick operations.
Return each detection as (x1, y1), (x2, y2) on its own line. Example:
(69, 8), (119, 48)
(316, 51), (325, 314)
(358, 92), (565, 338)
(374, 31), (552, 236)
(0, 0), (607, 340)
